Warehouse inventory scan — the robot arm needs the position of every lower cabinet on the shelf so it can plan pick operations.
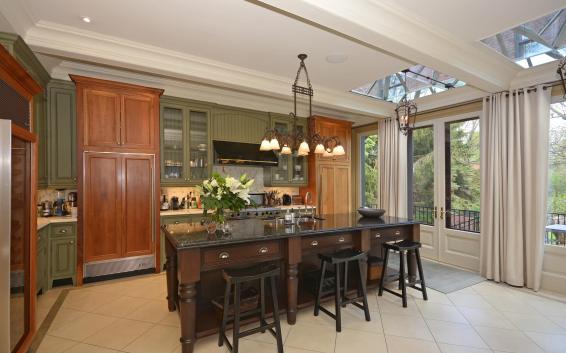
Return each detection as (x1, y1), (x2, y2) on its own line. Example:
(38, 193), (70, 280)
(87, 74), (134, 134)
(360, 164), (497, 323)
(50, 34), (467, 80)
(49, 236), (77, 288)
(36, 222), (77, 292)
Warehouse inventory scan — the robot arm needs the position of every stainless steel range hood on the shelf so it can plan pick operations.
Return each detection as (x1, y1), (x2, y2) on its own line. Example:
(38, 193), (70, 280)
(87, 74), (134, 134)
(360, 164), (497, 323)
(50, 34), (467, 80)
(214, 141), (278, 166)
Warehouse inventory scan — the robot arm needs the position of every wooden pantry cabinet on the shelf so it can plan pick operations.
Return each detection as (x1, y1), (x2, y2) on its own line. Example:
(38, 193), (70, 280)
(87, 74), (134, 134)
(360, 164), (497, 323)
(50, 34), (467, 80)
(72, 75), (163, 284)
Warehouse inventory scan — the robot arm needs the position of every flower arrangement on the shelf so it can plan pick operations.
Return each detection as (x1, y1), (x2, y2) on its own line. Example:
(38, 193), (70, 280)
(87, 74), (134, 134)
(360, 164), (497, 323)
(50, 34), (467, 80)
(197, 173), (255, 224)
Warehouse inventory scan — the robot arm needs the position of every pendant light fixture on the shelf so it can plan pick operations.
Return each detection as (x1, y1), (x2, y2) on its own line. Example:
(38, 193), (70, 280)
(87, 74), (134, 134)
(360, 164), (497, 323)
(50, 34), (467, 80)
(259, 54), (344, 157)
(395, 69), (418, 136)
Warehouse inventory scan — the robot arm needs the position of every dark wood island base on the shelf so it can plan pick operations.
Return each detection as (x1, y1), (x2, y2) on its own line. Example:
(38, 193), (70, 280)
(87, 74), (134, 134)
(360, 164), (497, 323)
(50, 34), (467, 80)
(162, 214), (420, 353)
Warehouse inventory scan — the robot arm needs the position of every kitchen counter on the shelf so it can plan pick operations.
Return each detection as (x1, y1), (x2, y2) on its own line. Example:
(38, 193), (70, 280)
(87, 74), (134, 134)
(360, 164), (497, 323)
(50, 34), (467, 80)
(37, 215), (77, 230)
(159, 204), (315, 216)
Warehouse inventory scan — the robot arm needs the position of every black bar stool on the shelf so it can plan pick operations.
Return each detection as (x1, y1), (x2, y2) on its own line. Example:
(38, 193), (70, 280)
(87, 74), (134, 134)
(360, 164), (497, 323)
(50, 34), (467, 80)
(217, 263), (284, 353)
(378, 240), (427, 307)
(314, 248), (371, 332)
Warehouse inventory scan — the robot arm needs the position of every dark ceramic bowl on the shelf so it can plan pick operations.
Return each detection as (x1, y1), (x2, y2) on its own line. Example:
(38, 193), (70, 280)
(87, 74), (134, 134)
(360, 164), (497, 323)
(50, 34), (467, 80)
(357, 207), (386, 218)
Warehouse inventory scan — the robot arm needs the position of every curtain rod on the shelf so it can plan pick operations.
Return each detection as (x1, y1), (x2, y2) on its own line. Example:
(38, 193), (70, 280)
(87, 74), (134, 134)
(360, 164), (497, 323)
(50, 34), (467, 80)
(485, 80), (560, 100)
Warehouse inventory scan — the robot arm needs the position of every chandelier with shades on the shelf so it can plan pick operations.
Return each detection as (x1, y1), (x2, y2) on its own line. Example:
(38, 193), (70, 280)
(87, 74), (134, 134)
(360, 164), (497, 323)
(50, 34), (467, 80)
(395, 69), (418, 136)
(259, 54), (345, 157)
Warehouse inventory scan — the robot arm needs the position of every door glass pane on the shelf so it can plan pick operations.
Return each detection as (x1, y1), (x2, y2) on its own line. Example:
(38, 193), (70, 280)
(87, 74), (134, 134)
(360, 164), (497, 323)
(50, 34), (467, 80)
(546, 101), (566, 246)
(272, 121), (289, 182)
(162, 107), (184, 180)
(361, 134), (379, 207)
(411, 126), (435, 225)
(189, 111), (209, 180)
(445, 118), (480, 233)
(291, 124), (306, 183)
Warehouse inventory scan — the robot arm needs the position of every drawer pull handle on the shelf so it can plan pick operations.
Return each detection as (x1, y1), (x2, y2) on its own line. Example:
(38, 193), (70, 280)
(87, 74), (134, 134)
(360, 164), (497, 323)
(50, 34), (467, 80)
(375, 233), (381, 238)
(311, 240), (319, 246)
(69, 241), (74, 245)
(60, 229), (67, 233)
(219, 252), (230, 260)
(258, 247), (268, 254)
(338, 237), (345, 243)
(174, 221), (180, 224)
(394, 230), (400, 235)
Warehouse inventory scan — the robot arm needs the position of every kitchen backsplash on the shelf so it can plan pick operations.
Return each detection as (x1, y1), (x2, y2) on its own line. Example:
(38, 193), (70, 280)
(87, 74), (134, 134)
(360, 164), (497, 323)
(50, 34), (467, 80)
(37, 188), (77, 203)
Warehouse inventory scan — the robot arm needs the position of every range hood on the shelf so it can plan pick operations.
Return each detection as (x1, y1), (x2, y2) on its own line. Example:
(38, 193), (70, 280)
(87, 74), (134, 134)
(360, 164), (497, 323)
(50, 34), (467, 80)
(214, 141), (278, 166)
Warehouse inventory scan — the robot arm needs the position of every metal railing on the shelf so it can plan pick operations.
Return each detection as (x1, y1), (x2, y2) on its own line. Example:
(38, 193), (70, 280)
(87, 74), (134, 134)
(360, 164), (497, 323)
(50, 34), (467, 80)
(413, 206), (435, 226)
(411, 206), (480, 233)
(546, 212), (566, 246)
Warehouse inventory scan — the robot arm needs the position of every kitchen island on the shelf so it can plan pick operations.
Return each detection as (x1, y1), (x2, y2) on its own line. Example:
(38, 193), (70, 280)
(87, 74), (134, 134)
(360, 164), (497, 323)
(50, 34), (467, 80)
(162, 213), (420, 353)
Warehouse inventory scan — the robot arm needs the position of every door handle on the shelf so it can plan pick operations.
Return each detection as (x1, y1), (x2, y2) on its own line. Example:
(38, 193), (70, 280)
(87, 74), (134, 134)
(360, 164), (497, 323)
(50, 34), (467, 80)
(440, 207), (444, 220)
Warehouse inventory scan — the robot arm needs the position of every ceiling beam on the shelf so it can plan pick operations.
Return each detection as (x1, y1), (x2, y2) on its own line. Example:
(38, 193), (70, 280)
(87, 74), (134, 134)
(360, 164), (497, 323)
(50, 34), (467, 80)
(249, 0), (518, 92)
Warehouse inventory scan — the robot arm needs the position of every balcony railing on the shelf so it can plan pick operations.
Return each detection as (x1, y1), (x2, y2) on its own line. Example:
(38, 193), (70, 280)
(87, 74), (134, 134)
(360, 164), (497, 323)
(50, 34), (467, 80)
(412, 206), (481, 233)
(546, 212), (566, 246)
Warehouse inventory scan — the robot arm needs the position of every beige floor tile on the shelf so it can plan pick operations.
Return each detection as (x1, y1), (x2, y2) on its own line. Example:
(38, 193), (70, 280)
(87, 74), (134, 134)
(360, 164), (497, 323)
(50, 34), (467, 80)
(482, 294), (537, 314)
(412, 288), (453, 305)
(158, 310), (181, 327)
(548, 315), (566, 330)
(458, 306), (515, 329)
(524, 331), (566, 353)
(447, 292), (493, 309)
(63, 343), (118, 353)
(125, 299), (171, 323)
(36, 335), (78, 353)
(378, 294), (421, 316)
(335, 329), (387, 353)
(385, 335), (441, 353)
(471, 282), (512, 297)
(240, 317), (291, 344)
(336, 305), (383, 333)
(528, 298), (566, 317)
(93, 296), (151, 318)
(186, 334), (228, 353)
(426, 320), (488, 349)
(381, 313), (434, 341)
(48, 308), (86, 332)
(502, 311), (566, 334)
(285, 322), (336, 353)
(83, 318), (153, 350)
(62, 289), (116, 312)
(438, 343), (492, 353)
(122, 324), (180, 353)
(474, 326), (545, 353)
(417, 302), (468, 324)
(49, 312), (117, 341)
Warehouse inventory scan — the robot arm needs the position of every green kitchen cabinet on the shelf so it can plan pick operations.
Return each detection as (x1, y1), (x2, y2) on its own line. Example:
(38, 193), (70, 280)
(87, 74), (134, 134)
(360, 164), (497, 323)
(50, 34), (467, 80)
(264, 113), (308, 186)
(48, 223), (77, 289)
(36, 227), (48, 294)
(159, 214), (204, 269)
(212, 106), (270, 144)
(161, 96), (212, 186)
(47, 80), (77, 188)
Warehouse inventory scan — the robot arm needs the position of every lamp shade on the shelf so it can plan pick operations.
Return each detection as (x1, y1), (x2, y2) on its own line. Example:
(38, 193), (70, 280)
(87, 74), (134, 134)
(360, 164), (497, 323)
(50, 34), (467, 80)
(269, 138), (280, 150)
(280, 145), (292, 155)
(314, 143), (325, 154)
(322, 149), (334, 157)
(260, 139), (272, 151)
(298, 140), (310, 154)
(332, 145), (345, 156)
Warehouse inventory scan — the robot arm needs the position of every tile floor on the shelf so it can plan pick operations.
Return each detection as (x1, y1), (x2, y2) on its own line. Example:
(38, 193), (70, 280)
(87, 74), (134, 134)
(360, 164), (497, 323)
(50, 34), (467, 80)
(35, 274), (566, 353)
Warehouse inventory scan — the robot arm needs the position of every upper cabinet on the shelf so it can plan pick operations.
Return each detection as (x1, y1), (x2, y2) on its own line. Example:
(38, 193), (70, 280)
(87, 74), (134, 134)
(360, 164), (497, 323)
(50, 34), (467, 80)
(212, 106), (269, 144)
(71, 75), (163, 152)
(264, 113), (308, 186)
(47, 80), (77, 188)
(311, 116), (352, 163)
(161, 97), (212, 185)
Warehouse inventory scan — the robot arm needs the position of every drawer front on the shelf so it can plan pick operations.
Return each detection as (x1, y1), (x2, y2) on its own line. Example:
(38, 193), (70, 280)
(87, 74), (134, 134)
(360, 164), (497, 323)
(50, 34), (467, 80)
(161, 215), (203, 225)
(302, 233), (353, 251)
(370, 227), (410, 243)
(202, 241), (281, 269)
(49, 223), (76, 237)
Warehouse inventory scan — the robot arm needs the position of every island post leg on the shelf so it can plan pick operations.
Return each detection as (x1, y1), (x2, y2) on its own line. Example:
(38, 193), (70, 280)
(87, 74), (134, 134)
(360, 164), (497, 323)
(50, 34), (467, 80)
(408, 224), (420, 282)
(165, 239), (177, 312)
(178, 249), (201, 353)
(286, 237), (301, 325)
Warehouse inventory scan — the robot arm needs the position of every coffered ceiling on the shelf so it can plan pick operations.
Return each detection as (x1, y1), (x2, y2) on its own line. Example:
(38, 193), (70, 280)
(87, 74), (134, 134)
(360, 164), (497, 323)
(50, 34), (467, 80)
(0, 0), (565, 123)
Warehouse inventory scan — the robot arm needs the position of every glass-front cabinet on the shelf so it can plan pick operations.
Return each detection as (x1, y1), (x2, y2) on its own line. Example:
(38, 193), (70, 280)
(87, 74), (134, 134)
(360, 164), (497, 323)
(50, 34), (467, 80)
(160, 97), (211, 185)
(264, 114), (308, 186)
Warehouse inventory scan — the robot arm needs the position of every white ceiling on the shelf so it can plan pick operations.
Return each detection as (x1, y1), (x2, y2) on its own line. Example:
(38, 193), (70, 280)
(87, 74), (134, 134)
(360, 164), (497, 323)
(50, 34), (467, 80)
(0, 0), (564, 121)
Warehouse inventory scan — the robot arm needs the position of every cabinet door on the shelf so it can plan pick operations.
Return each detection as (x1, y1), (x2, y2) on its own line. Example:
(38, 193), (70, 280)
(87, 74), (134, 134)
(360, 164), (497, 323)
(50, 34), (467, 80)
(84, 153), (122, 261)
(35, 91), (48, 187)
(271, 119), (291, 183)
(121, 93), (155, 149)
(48, 83), (77, 187)
(50, 236), (76, 279)
(333, 165), (351, 214)
(188, 110), (210, 181)
(161, 105), (187, 184)
(319, 164), (335, 215)
(83, 89), (121, 147)
(122, 155), (154, 257)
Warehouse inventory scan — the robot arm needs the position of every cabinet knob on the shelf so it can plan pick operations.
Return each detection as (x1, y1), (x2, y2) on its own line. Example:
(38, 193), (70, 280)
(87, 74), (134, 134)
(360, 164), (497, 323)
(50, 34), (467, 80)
(258, 247), (268, 254)
(219, 252), (230, 260)
(310, 240), (318, 246)
(338, 236), (345, 243)
(375, 233), (381, 238)
(174, 221), (180, 224)
(69, 240), (74, 245)
(394, 230), (400, 235)
(73, 178), (77, 182)
(60, 229), (67, 233)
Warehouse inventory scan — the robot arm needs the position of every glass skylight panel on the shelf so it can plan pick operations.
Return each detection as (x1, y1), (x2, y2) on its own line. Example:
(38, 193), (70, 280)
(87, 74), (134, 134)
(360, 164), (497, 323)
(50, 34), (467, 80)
(351, 64), (466, 103)
(481, 9), (566, 68)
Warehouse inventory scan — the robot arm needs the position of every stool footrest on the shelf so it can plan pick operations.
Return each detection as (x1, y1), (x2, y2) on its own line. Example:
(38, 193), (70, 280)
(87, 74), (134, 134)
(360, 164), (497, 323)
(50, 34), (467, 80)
(318, 306), (337, 320)
(381, 287), (405, 299)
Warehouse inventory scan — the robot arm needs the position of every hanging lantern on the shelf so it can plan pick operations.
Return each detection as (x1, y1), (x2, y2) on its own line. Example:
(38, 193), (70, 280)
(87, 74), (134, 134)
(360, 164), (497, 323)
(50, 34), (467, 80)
(395, 96), (417, 136)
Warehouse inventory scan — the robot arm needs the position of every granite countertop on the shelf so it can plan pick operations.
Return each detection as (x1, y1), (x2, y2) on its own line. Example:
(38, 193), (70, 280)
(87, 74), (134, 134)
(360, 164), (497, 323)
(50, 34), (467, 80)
(162, 213), (419, 249)
(37, 215), (77, 230)
(159, 204), (315, 216)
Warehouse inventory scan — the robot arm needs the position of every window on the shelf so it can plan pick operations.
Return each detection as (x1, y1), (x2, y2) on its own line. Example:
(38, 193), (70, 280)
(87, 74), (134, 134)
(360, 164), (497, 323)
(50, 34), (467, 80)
(360, 134), (379, 207)
(411, 126), (435, 225)
(546, 101), (566, 246)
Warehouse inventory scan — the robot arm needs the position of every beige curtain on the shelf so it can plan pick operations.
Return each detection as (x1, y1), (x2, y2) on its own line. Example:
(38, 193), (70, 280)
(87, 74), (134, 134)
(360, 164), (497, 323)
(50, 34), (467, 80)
(480, 85), (550, 290)
(379, 118), (408, 218)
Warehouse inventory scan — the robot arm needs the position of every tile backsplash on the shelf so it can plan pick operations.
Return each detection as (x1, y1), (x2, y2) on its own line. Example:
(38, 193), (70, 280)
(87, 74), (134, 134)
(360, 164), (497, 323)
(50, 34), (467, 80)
(37, 188), (77, 203)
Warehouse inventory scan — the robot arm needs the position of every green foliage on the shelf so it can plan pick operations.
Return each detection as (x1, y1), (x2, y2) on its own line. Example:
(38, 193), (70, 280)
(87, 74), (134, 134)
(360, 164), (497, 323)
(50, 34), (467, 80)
(363, 135), (379, 206)
(412, 128), (434, 208)
(548, 124), (566, 214)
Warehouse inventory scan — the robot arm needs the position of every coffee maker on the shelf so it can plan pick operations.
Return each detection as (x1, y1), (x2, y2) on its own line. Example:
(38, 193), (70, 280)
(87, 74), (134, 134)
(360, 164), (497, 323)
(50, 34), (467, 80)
(67, 191), (77, 207)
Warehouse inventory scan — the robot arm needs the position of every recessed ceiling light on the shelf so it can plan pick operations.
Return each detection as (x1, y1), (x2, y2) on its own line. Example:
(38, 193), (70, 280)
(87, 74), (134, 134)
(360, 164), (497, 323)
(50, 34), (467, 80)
(81, 16), (91, 23)
(326, 53), (348, 64)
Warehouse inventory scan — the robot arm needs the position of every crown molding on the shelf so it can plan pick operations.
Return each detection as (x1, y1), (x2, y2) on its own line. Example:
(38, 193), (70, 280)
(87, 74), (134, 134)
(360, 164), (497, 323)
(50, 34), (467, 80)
(510, 61), (561, 89)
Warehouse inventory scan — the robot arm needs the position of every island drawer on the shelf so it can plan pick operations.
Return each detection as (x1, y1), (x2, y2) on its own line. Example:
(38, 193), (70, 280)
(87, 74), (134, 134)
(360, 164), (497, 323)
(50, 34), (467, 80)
(49, 223), (76, 238)
(202, 241), (281, 270)
(301, 233), (353, 251)
(369, 227), (410, 243)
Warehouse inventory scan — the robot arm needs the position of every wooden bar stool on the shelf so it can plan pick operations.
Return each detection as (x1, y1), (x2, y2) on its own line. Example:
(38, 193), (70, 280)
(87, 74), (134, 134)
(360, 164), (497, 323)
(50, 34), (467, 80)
(378, 240), (427, 307)
(314, 248), (371, 332)
(217, 263), (284, 353)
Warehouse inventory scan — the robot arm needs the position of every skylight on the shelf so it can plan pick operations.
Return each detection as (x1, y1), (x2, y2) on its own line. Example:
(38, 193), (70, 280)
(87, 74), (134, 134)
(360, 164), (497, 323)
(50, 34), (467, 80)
(350, 64), (466, 103)
(481, 9), (566, 68)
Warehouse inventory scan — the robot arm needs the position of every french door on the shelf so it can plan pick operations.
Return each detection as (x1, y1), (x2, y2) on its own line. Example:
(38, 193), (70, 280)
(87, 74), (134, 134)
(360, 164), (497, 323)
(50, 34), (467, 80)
(410, 113), (481, 270)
